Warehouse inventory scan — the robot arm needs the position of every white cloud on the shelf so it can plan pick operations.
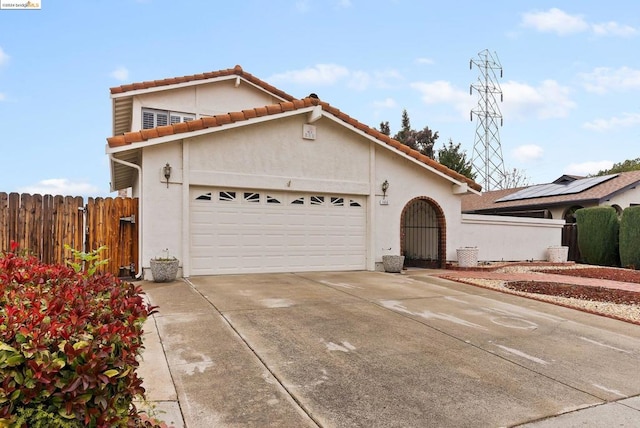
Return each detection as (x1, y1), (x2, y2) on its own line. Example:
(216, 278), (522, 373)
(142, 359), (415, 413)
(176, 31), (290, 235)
(372, 98), (397, 109)
(564, 161), (614, 176)
(0, 47), (9, 67)
(501, 80), (575, 120)
(512, 145), (544, 162)
(411, 80), (473, 118)
(579, 66), (640, 94)
(416, 57), (434, 65)
(110, 66), (129, 82)
(410, 78), (574, 122)
(18, 179), (100, 197)
(269, 65), (401, 91)
(592, 21), (637, 37)
(521, 8), (637, 37)
(336, 0), (352, 8)
(521, 8), (589, 36)
(583, 113), (640, 131)
(0, 93), (5, 101)
(270, 64), (349, 86)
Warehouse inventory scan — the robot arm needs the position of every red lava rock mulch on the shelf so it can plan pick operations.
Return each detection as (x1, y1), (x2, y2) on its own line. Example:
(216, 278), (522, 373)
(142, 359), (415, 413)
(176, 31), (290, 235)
(505, 281), (640, 305)
(507, 266), (640, 305)
(537, 267), (640, 284)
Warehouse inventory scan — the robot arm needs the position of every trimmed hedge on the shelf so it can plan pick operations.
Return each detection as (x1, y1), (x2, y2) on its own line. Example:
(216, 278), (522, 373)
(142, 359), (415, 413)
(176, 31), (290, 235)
(620, 205), (640, 269)
(0, 246), (156, 427)
(575, 206), (620, 267)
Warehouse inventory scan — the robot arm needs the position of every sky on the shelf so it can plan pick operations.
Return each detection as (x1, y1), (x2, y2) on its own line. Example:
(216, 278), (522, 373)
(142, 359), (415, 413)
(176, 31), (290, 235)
(0, 1), (639, 196)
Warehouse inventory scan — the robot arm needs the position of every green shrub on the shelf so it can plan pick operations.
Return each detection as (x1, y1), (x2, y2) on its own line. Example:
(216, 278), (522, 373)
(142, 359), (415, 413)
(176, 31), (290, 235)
(575, 206), (620, 267)
(619, 206), (640, 269)
(0, 244), (157, 427)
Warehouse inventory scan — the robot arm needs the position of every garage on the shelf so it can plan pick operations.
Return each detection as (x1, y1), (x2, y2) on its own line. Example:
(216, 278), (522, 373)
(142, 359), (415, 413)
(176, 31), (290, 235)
(190, 187), (367, 275)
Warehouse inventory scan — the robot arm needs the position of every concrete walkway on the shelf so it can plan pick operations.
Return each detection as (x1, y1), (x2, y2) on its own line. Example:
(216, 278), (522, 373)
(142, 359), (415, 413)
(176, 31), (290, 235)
(137, 270), (640, 427)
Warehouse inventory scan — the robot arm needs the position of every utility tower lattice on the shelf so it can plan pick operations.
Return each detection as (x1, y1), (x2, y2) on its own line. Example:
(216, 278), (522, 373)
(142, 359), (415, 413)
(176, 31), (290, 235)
(470, 49), (506, 191)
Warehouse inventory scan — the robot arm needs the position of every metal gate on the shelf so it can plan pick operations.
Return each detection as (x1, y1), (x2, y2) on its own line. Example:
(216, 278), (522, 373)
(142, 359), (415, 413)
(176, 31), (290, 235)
(401, 199), (440, 268)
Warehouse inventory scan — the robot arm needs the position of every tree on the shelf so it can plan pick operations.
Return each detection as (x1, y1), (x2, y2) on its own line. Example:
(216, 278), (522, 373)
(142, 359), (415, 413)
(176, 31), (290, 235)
(595, 157), (640, 176)
(436, 139), (475, 180)
(392, 109), (438, 158)
(378, 121), (391, 136)
(405, 126), (439, 159)
(393, 109), (412, 145)
(501, 167), (531, 189)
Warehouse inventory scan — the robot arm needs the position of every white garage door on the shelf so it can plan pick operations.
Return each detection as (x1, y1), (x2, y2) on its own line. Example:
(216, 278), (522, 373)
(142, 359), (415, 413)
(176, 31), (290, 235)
(190, 188), (367, 275)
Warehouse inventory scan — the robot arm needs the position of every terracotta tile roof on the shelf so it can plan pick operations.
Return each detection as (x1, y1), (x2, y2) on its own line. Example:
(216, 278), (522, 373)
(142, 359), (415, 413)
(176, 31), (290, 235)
(462, 170), (640, 212)
(109, 65), (296, 102)
(107, 96), (481, 192)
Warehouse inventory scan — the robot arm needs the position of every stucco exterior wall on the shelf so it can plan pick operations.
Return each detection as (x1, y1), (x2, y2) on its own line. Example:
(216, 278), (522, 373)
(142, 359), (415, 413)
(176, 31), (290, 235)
(608, 187), (640, 209)
(456, 214), (565, 262)
(140, 141), (185, 278)
(372, 146), (463, 263)
(130, 79), (283, 131)
(188, 116), (370, 194)
(136, 111), (474, 277)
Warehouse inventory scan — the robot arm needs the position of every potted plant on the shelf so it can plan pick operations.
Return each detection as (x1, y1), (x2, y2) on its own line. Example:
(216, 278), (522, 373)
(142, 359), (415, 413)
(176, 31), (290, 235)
(149, 248), (179, 282)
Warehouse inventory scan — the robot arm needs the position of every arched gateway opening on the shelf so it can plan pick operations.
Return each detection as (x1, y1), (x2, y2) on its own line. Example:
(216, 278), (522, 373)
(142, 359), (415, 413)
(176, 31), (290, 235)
(400, 197), (446, 268)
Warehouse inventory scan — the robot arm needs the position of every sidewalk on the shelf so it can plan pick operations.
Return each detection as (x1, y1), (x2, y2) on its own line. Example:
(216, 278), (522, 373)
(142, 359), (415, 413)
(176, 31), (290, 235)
(136, 303), (185, 428)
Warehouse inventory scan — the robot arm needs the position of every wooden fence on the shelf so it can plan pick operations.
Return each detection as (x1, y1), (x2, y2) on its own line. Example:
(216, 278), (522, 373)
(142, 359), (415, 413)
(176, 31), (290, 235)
(0, 193), (138, 277)
(561, 223), (581, 262)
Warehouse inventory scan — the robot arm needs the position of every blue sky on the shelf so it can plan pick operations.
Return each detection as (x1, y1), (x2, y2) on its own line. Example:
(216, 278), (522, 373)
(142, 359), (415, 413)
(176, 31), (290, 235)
(0, 1), (639, 196)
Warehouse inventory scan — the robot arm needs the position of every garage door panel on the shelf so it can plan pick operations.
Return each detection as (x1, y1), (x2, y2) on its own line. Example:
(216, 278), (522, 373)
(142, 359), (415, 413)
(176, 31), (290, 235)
(190, 188), (366, 275)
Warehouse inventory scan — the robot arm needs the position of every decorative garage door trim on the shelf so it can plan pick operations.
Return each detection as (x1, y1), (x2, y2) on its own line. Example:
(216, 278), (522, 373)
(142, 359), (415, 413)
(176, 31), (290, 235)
(190, 187), (366, 275)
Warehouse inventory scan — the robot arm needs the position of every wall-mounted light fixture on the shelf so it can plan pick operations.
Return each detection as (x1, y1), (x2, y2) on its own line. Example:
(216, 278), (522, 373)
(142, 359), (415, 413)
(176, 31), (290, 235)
(163, 163), (172, 188)
(381, 180), (389, 199)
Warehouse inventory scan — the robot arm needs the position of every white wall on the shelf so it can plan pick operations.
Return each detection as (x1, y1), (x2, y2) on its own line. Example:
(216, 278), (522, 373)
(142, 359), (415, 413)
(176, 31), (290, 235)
(136, 105), (568, 277)
(372, 146), (463, 263)
(454, 214), (565, 262)
(130, 79), (282, 131)
(140, 141), (185, 279)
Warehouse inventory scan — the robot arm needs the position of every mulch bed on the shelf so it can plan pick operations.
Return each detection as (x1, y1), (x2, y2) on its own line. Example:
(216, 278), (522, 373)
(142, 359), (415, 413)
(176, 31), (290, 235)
(537, 267), (640, 284)
(505, 281), (640, 305)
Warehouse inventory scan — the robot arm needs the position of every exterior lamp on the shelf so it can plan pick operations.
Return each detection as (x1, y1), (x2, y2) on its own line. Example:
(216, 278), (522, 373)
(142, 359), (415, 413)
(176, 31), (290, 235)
(381, 180), (389, 199)
(163, 163), (172, 188)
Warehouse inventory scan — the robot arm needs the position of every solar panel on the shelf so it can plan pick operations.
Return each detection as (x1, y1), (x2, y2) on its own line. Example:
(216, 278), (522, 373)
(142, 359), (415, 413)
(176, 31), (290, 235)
(495, 174), (618, 202)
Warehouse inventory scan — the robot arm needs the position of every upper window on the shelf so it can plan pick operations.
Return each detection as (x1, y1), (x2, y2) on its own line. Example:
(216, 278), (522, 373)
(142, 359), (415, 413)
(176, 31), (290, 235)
(142, 108), (195, 129)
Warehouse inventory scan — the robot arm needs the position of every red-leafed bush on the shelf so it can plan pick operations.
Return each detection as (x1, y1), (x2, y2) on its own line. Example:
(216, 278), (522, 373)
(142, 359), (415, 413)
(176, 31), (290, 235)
(0, 245), (157, 427)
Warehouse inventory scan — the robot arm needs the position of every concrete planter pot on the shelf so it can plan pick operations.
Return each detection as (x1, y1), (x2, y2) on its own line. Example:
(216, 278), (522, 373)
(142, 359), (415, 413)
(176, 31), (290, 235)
(547, 246), (569, 263)
(382, 255), (405, 273)
(457, 247), (479, 268)
(150, 258), (179, 282)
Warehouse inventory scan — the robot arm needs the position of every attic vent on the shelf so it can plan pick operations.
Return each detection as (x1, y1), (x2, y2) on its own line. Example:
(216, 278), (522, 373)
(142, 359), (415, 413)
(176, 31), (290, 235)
(308, 93), (319, 99)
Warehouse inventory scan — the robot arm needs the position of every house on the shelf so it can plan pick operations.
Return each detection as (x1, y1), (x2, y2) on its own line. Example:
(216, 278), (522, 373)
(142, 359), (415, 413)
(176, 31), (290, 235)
(462, 171), (640, 222)
(105, 65), (563, 278)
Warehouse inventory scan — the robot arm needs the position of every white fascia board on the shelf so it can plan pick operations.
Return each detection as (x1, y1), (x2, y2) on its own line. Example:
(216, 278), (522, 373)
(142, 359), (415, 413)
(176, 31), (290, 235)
(319, 112), (479, 194)
(110, 75), (290, 103)
(105, 107), (316, 154)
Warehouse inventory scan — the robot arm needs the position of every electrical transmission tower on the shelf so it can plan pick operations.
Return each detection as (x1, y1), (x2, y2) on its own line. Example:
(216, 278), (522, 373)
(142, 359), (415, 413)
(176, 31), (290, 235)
(470, 49), (506, 191)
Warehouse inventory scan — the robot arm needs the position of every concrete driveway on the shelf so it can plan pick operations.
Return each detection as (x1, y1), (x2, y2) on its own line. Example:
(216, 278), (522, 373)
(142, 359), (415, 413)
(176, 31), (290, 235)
(142, 271), (640, 427)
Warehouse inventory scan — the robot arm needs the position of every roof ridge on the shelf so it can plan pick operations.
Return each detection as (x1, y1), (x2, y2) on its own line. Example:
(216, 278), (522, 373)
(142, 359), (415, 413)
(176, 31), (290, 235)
(109, 64), (296, 102)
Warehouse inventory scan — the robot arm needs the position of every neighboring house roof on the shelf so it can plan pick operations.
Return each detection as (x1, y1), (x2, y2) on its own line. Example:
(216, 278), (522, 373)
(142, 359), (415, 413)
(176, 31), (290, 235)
(109, 65), (296, 137)
(107, 87), (482, 193)
(462, 170), (640, 214)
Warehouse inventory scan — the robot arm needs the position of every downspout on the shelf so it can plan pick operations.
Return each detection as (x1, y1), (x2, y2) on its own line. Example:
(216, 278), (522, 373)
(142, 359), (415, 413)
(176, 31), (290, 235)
(109, 154), (143, 279)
